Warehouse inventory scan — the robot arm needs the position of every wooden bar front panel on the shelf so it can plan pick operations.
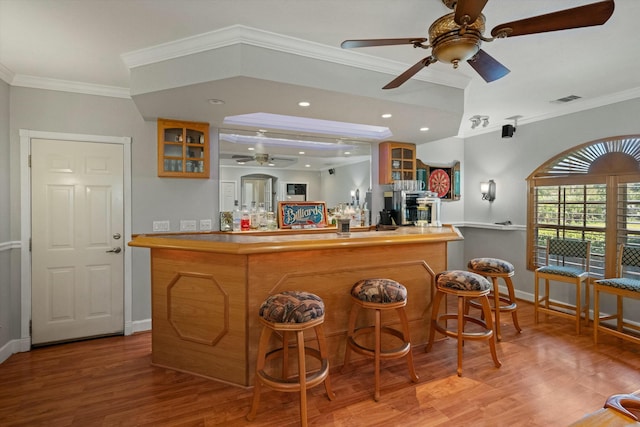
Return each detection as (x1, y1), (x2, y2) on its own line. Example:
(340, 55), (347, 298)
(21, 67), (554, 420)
(150, 248), (248, 385)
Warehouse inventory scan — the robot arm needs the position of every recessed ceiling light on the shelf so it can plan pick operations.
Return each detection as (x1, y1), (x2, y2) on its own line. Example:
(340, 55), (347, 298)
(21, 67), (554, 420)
(381, 113), (392, 119)
(344, 151), (351, 155)
(237, 161), (246, 165)
(208, 99), (225, 105)
(248, 147), (255, 151)
(268, 163), (275, 166)
(305, 164), (311, 168)
(420, 127), (430, 132)
(298, 101), (310, 107)
(299, 151), (305, 155)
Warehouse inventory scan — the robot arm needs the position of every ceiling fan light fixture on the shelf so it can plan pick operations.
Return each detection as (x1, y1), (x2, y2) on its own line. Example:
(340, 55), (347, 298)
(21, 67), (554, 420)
(429, 13), (484, 65)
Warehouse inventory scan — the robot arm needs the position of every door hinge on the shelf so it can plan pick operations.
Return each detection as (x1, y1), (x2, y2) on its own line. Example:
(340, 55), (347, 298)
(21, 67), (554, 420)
(29, 320), (32, 335)
(29, 238), (32, 252)
(28, 154), (31, 167)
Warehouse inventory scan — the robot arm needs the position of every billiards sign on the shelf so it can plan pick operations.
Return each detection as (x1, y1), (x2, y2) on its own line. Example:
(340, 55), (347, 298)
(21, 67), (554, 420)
(278, 202), (328, 228)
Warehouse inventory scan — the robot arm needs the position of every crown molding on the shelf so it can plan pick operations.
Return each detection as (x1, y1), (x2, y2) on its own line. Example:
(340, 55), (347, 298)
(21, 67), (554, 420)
(10, 75), (130, 99)
(121, 24), (470, 90)
(0, 62), (14, 85)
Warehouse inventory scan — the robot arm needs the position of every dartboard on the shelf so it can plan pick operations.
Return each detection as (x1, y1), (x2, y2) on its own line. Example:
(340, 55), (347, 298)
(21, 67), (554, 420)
(429, 169), (450, 198)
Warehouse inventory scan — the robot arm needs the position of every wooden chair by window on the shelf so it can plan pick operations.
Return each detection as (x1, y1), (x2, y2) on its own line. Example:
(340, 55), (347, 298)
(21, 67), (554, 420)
(593, 244), (640, 346)
(534, 238), (591, 334)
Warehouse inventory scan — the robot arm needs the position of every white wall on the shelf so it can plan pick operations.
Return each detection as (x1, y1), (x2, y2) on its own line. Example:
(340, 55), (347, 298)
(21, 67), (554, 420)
(319, 160), (371, 208)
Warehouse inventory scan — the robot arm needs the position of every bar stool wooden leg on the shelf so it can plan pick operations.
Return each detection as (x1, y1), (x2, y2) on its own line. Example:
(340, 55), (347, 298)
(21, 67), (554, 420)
(397, 307), (419, 382)
(296, 330), (308, 427)
(490, 277), (502, 341)
(247, 326), (272, 421)
(374, 308), (381, 402)
(505, 276), (522, 334)
(480, 294), (501, 370)
(456, 294), (464, 377)
(314, 323), (335, 400)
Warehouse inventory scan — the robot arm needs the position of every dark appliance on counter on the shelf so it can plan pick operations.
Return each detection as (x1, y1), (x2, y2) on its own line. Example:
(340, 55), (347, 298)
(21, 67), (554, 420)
(383, 190), (426, 226)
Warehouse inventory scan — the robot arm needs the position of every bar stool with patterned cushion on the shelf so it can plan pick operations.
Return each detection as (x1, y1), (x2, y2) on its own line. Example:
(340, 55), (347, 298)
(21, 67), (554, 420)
(426, 270), (502, 377)
(247, 291), (335, 427)
(467, 257), (522, 341)
(342, 278), (418, 402)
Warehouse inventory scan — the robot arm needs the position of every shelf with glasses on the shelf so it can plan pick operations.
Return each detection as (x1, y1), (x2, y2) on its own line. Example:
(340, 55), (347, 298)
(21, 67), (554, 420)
(158, 118), (210, 178)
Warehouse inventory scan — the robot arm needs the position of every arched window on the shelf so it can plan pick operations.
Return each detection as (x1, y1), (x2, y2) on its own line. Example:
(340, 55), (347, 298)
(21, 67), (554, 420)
(527, 135), (640, 278)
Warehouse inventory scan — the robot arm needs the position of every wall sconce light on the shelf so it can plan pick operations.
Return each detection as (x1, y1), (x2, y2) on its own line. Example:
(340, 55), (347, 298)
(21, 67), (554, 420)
(480, 179), (496, 202)
(470, 115), (489, 129)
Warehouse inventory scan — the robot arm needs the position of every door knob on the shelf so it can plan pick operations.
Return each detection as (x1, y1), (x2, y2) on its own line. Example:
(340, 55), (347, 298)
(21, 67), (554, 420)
(106, 247), (122, 254)
(113, 233), (121, 240)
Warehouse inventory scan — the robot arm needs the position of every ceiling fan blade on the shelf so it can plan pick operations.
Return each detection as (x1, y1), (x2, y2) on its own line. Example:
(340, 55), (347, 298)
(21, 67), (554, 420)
(341, 38), (427, 49)
(383, 56), (436, 89)
(467, 49), (510, 83)
(491, 0), (615, 38)
(454, 0), (488, 25)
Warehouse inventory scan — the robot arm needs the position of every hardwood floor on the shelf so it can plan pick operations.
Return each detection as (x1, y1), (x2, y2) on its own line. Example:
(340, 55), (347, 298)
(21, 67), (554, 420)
(2, 301), (640, 426)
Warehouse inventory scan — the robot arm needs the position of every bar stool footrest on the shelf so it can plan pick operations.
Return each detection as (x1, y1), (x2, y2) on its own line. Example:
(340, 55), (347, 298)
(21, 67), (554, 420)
(347, 325), (411, 359)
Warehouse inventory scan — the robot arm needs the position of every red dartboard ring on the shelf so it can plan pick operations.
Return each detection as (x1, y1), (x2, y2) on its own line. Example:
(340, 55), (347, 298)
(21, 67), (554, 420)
(429, 169), (450, 198)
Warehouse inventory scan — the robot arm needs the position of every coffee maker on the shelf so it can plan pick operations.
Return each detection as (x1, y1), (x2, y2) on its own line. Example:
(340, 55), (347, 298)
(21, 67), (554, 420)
(383, 190), (426, 225)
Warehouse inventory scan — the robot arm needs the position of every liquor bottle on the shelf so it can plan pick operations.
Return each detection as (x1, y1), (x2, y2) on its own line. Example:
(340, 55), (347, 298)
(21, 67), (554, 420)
(249, 201), (258, 229)
(241, 204), (250, 231)
(257, 202), (267, 230)
(362, 202), (369, 227)
(232, 200), (241, 231)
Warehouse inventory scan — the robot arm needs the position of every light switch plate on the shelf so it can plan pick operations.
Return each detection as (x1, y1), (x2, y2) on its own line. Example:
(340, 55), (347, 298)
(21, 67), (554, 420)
(199, 219), (212, 231)
(152, 220), (170, 232)
(180, 220), (197, 231)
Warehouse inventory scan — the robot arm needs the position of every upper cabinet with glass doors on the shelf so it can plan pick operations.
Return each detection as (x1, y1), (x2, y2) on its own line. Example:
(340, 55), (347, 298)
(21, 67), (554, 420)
(157, 118), (210, 178)
(378, 141), (416, 184)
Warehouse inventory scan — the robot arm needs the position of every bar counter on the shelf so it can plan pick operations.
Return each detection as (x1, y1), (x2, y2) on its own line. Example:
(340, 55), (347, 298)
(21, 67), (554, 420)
(129, 225), (463, 387)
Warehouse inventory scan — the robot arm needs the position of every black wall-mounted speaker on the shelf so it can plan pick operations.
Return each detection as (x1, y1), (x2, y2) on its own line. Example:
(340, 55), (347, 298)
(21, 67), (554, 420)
(328, 168), (335, 175)
(502, 124), (515, 138)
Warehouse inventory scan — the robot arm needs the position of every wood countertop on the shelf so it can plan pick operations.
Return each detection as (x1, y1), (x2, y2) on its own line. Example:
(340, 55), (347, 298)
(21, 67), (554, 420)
(129, 224), (463, 255)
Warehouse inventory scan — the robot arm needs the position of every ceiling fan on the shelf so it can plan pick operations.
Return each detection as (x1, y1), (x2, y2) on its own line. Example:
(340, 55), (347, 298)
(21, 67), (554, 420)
(232, 153), (294, 165)
(341, 0), (615, 89)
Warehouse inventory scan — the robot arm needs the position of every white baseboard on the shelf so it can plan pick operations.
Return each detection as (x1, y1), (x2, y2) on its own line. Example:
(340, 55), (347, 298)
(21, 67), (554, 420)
(131, 319), (152, 334)
(0, 337), (30, 364)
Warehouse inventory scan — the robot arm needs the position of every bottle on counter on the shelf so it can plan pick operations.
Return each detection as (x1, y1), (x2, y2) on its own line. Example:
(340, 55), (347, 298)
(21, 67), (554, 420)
(257, 202), (267, 230)
(249, 201), (258, 230)
(241, 204), (251, 231)
(232, 200), (241, 232)
(362, 202), (369, 227)
(266, 211), (277, 230)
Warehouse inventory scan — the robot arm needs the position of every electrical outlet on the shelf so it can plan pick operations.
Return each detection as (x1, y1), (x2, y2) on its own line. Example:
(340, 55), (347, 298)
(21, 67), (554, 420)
(199, 219), (212, 231)
(152, 220), (170, 232)
(180, 220), (197, 231)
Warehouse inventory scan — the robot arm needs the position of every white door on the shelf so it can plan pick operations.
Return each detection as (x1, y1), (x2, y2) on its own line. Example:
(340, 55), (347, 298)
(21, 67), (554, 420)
(31, 138), (124, 345)
(220, 180), (236, 211)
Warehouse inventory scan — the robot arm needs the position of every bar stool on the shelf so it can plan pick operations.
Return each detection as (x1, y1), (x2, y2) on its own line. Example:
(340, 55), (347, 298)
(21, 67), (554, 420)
(247, 291), (335, 427)
(467, 257), (522, 341)
(426, 270), (502, 377)
(342, 278), (418, 402)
